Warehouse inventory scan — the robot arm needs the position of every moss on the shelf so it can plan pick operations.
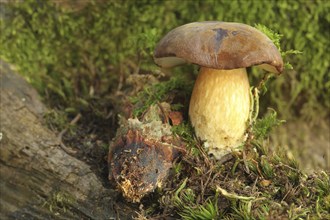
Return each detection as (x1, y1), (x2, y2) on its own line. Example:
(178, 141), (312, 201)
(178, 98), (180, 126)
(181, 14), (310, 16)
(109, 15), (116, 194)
(143, 138), (330, 219)
(252, 109), (285, 140)
(42, 191), (75, 213)
(1, 0), (329, 122)
(43, 110), (71, 132)
(130, 74), (193, 118)
(255, 23), (302, 70)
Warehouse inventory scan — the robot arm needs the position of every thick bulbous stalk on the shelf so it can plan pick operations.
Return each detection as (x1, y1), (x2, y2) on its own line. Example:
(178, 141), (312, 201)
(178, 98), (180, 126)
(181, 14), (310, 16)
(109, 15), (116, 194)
(189, 67), (250, 159)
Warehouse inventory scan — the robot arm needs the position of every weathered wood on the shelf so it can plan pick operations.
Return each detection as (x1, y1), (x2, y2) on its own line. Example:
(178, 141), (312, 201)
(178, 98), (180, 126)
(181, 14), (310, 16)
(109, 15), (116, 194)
(0, 60), (134, 219)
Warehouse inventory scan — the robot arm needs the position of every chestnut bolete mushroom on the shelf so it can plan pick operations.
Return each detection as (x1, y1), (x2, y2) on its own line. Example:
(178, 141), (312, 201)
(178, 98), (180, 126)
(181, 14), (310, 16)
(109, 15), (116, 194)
(154, 21), (283, 159)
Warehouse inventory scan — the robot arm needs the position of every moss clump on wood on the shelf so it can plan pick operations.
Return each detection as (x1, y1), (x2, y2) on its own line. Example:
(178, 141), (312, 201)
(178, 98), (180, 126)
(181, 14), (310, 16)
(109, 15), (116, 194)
(43, 191), (76, 214)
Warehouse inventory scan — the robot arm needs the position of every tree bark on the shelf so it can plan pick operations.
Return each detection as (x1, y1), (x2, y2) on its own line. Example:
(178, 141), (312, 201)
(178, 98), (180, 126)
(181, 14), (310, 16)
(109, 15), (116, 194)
(0, 60), (134, 219)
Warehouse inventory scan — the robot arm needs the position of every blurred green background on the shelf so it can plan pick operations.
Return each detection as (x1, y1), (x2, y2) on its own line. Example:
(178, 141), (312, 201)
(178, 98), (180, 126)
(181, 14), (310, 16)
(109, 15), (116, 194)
(1, 0), (329, 171)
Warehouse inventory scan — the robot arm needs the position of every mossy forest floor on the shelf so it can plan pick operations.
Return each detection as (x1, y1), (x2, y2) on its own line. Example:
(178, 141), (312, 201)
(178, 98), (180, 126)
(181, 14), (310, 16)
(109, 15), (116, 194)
(45, 73), (330, 220)
(1, 2), (329, 219)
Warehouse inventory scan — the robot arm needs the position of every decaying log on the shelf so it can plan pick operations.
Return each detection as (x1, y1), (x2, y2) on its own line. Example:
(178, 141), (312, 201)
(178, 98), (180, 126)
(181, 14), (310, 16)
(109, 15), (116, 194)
(0, 60), (135, 219)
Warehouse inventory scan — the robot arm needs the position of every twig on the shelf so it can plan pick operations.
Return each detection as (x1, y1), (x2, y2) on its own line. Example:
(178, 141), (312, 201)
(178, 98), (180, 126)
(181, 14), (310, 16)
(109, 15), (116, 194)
(157, 102), (169, 124)
(242, 150), (250, 174)
(82, 54), (97, 96)
(275, 162), (300, 173)
(251, 176), (259, 193)
(216, 186), (255, 200)
(200, 165), (214, 202)
(57, 113), (82, 155)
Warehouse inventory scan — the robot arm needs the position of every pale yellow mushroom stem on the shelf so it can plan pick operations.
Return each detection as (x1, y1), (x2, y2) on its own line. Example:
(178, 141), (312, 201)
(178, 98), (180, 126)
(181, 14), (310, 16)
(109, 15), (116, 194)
(189, 67), (250, 158)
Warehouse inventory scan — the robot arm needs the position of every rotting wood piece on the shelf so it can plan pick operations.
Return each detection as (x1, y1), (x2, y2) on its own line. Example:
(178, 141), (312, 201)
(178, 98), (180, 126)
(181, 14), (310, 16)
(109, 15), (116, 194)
(108, 103), (186, 203)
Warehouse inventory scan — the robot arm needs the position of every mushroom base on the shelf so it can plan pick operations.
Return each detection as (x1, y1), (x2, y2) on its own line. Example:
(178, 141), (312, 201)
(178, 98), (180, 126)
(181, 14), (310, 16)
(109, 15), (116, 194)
(189, 67), (250, 159)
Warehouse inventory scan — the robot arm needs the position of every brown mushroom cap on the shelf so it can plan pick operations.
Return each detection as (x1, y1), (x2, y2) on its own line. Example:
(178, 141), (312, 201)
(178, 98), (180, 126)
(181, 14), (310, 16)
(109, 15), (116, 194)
(154, 21), (284, 73)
